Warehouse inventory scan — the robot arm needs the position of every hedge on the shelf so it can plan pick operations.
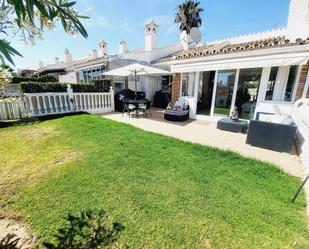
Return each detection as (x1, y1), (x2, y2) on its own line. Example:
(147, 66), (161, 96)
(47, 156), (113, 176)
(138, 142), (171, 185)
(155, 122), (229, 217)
(19, 79), (111, 93)
(11, 75), (58, 84)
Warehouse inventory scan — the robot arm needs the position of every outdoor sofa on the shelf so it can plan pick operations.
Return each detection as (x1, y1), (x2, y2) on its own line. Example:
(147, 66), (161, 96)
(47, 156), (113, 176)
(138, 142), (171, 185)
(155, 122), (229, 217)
(246, 112), (297, 153)
(164, 98), (189, 122)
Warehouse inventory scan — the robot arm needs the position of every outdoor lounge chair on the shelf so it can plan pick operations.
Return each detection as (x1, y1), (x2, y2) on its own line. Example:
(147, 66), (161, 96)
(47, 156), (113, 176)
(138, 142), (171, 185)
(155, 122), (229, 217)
(246, 112), (297, 153)
(164, 98), (190, 122)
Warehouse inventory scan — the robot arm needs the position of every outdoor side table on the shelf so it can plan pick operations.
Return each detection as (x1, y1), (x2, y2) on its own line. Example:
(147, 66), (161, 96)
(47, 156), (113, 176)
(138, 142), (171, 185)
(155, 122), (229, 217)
(217, 118), (248, 133)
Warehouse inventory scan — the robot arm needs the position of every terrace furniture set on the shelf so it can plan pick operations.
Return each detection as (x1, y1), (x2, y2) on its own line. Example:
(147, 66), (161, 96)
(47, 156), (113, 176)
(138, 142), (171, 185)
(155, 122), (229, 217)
(246, 112), (297, 153)
(217, 111), (297, 153)
(123, 98), (152, 118)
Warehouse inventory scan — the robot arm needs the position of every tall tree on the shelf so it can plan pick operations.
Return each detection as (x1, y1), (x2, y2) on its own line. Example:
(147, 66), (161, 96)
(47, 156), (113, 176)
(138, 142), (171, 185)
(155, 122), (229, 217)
(174, 0), (204, 34)
(0, 0), (88, 65)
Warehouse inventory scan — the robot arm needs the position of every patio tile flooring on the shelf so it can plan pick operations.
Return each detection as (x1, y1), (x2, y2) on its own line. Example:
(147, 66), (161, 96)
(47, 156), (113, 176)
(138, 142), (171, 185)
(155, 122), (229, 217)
(100, 108), (304, 178)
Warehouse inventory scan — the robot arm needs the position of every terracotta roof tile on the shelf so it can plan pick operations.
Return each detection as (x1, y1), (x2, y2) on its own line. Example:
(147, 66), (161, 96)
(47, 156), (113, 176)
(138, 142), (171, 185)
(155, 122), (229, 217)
(154, 36), (309, 64)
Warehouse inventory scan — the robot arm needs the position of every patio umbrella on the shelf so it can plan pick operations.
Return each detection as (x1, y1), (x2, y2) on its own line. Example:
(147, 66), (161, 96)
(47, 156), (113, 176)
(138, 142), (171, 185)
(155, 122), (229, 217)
(102, 63), (171, 99)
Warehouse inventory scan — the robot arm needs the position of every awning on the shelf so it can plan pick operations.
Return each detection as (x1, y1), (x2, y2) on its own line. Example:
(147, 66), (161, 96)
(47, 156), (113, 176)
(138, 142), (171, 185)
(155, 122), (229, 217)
(171, 52), (309, 73)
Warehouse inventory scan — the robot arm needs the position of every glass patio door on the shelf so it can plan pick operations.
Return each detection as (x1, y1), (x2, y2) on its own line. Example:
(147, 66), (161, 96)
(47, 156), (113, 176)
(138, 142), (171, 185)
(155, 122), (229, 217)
(214, 70), (236, 116)
(235, 68), (262, 119)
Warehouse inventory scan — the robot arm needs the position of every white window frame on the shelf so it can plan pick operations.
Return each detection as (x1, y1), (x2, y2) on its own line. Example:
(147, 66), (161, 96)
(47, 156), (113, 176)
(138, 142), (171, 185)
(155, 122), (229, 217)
(180, 73), (190, 97)
(210, 69), (237, 117)
(210, 70), (219, 116)
(229, 69), (240, 116)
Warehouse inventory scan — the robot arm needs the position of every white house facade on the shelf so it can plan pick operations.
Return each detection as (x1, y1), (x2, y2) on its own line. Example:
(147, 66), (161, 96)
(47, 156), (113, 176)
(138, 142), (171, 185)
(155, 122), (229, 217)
(154, 0), (309, 120)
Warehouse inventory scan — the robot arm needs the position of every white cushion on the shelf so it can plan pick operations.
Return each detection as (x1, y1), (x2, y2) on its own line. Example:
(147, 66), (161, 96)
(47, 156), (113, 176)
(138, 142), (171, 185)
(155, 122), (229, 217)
(259, 113), (274, 122)
(271, 114), (286, 124)
(281, 116), (294, 125)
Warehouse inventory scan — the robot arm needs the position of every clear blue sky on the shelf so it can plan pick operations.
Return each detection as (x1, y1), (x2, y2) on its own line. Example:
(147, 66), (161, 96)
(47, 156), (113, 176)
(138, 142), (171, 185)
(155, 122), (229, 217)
(11, 0), (291, 69)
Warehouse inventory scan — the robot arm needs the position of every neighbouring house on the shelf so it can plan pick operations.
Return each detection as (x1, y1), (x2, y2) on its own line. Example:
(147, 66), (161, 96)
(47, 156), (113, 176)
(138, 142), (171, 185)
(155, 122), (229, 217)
(153, 0), (309, 120)
(37, 21), (185, 101)
(16, 68), (37, 77)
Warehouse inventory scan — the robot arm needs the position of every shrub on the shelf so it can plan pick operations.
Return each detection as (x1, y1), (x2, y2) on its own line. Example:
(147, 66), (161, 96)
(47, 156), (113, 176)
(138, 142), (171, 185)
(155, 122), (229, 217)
(11, 77), (38, 84)
(40, 75), (58, 82)
(19, 79), (112, 93)
(11, 75), (57, 84)
(92, 79), (111, 92)
(19, 82), (66, 93)
(0, 234), (21, 249)
(42, 209), (124, 249)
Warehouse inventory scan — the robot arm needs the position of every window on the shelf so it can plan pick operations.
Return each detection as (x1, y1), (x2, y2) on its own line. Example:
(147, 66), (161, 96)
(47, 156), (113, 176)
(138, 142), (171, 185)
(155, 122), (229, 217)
(181, 73), (189, 96)
(114, 76), (125, 93)
(265, 67), (278, 100)
(284, 66), (298, 102)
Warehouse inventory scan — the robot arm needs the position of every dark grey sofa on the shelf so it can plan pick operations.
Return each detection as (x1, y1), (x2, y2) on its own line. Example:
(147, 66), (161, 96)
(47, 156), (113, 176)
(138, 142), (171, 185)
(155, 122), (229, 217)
(164, 108), (189, 122)
(246, 117), (297, 153)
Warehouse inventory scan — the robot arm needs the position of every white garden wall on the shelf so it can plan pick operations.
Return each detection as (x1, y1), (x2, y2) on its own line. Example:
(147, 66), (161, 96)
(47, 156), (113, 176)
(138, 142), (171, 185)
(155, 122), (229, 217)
(293, 98), (309, 173)
(0, 85), (115, 120)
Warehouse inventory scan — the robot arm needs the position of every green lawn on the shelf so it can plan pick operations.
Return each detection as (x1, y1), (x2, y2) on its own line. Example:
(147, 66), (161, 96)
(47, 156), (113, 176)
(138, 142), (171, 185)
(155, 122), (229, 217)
(0, 114), (308, 248)
(214, 107), (230, 116)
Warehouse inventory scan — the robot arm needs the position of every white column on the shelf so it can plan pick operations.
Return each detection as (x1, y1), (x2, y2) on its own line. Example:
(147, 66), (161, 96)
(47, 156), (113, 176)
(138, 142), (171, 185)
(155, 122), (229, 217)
(253, 67), (271, 119)
(273, 66), (290, 101)
(256, 67), (271, 104)
(192, 72), (200, 118)
(210, 70), (219, 116)
(291, 65), (302, 102)
(230, 69), (240, 116)
(110, 86), (115, 111)
(303, 68), (309, 98)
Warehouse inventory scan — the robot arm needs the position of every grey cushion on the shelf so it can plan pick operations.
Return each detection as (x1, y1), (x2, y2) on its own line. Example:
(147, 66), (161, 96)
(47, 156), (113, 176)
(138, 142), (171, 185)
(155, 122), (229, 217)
(165, 109), (189, 116)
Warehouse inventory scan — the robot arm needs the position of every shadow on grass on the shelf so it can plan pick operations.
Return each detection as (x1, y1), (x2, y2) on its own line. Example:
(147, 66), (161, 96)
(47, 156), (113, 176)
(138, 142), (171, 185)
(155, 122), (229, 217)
(42, 209), (124, 249)
(0, 112), (88, 129)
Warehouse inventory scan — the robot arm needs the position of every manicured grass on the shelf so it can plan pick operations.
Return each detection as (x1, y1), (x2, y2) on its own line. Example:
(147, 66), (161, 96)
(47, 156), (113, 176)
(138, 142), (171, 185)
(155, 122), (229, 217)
(0, 114), (308, 248)
(214, 107), (230, 116)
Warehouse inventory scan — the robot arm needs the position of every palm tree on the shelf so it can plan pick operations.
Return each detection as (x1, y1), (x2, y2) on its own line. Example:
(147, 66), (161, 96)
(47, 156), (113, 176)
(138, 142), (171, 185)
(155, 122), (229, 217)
(175, 0), (204, 34)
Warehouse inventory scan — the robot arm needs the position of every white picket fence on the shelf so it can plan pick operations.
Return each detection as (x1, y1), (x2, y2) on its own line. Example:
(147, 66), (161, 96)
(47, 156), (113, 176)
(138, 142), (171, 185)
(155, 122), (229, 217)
(293, 98), (309, 174)
(0, 86), (114, 120)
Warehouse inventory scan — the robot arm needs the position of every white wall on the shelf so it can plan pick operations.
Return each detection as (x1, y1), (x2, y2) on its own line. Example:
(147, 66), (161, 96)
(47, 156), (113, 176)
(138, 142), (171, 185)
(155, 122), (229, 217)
(145, 77), (161, 101)
(128, 76), (160, 101)
(59, 71), (78, 83)
(286, 0), (309, 41)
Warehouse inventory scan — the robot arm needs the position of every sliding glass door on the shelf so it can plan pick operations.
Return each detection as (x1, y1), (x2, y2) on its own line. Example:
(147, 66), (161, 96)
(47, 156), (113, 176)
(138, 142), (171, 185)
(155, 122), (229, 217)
(235, 68), (262, 119)
(214, 70), (236, 116)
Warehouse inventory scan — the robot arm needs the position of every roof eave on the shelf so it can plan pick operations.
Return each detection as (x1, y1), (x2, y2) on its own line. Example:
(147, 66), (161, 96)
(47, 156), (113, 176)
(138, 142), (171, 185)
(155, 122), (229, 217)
(153, 44), (309, 67)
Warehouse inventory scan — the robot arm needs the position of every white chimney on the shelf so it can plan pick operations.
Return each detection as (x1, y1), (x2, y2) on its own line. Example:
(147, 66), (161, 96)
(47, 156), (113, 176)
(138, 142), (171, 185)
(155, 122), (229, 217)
(145, 21), (158, 51)
(92, 49), (98, 59)
(64, 48), (73, 63)
(98, 41), (108, 57)
(38, 61), (44, 68)
(55, 57), (60, 64)
(180, 31), (189, 50)
(119, 40), (128, 54)
(286, 0), (309, 41)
